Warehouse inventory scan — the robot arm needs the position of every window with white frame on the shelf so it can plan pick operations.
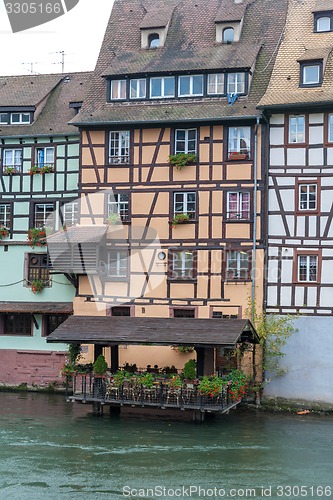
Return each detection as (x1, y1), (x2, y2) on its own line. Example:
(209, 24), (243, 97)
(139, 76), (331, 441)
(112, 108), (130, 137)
(227, 73), (245, 94)
(316, 16), (331, 32)
(150, 77), (175, 98)
(299, 184), (317, 211)
(2, 149), (23, 172)
(175, 129), (197, 154)
(110, 80), (127, 100)
(228, 126), (251, 158)
(169, 250), (196, 280)
(174, 192), (196, 218)
(0, 113), (8, 124)
(107, 250), (128, 278)
(35, 147), (55, 167)
(289, 115), (305, 143)
(207, 73), (225, 95)
(297, 254), (318, 282)
(62, 201), (78, 227)
(10, 113), (30, 124)
(107, 193), (129, 221)
(0, 203), (11, 228)
(178, 75), (203, 97)
(227, 192), (250, 219)
(328, 114), (333, 142)
(34, 203), (54, 228)
(148, 33), (160, 48)
(301, 63), (321, 86)
(109, 131), (130, 164)
(223, 27), (234, 42)
(226, 250), (249, 279)
(130, 78), (146, 99)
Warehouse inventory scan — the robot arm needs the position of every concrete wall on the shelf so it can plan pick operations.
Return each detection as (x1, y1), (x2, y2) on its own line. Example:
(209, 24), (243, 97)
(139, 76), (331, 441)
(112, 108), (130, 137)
(264, 316), (333, 404)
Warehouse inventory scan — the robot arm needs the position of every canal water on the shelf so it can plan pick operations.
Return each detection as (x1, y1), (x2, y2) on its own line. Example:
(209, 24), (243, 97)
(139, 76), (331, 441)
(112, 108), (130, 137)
(0, 392), (332, 500)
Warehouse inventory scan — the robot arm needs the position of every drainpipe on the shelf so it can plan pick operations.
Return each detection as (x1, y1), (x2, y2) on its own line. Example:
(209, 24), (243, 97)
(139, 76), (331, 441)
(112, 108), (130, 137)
(251, 115), (261, 321)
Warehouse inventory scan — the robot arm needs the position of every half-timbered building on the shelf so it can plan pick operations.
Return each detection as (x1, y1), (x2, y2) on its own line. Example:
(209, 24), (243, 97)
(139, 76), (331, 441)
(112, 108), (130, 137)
(48, 0), (288, 375)
(0, 72), (91, 386)
(259, 0), (333, 404)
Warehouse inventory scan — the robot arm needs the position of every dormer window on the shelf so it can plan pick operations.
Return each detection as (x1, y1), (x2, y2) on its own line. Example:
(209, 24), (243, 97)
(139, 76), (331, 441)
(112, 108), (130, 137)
(178, 75), (203, 97)
(110, 79), (126, 100)
(316, 16), (331, 31)
(148, 33), (160, 48)
(227, 73), (246, 94)
(301, 63), (322, 86)
(223, 27), (234, 43)
(10, 113), (31, 124)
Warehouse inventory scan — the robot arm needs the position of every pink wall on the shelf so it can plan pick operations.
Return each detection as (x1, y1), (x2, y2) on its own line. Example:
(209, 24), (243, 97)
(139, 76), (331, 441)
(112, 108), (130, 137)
(0, 350), (66, 387)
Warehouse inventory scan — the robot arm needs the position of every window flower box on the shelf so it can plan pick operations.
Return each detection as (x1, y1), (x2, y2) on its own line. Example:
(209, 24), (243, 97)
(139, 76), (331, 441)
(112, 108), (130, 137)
(168, 153), (197, 170)
(28, 165), (54, 175)
(30, 279), (46, 294)
(228, 152), (249, 161)
(0, 225), (9, 240)
(3, 166), (18, 175)
(27, 228), (47, 247)
(170, 213), (191, 228)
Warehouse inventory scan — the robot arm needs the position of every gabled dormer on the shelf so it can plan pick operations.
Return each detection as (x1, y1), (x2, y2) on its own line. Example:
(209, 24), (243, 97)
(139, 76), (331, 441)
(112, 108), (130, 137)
(297, 47), (332, 87)
(140, 6), (175, 49)
(215, 0), (247, 43)
(312, 0), (333, 32)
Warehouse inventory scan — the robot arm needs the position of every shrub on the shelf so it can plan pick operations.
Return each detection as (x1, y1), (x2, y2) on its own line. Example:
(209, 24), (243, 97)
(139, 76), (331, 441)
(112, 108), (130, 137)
(183, 359), (196, 380)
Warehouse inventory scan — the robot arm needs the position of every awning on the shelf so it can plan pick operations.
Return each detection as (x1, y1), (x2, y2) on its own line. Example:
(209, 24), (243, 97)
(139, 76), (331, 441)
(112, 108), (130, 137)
(0, 302), (73, 314)
(46, 316), (259, 348)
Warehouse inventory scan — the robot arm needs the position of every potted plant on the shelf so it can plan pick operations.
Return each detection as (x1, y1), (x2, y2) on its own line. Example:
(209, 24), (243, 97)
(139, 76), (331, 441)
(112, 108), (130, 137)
(107, 212), (121, 225)
(0, 225), (9, 240)
(228, 369), (248, 401)
(139, 372), (154, 388)
(228, 151), (249, 161)
(169, 374), (182, 389)
(61, 362), (76, 377)
(39, 165), (54, 174)
(3, 166), (17, 175)
(198, 375), (224, 398)
(27, 228), (47, 247)
(93, 354), (108, 377)
(170, 213), (191, 228)
(30, 279), (46, 294)
(168, 153), (197, 170)
(183, 359), (196, 380)
(28, 165), (41, 175)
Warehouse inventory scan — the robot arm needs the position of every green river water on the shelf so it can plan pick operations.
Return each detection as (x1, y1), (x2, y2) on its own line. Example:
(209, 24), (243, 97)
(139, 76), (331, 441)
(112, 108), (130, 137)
(0, 392), (332, 500)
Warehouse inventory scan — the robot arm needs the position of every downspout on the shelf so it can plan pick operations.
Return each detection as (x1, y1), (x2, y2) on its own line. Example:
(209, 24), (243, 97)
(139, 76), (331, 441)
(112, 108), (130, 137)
(251, 115), (261, 321)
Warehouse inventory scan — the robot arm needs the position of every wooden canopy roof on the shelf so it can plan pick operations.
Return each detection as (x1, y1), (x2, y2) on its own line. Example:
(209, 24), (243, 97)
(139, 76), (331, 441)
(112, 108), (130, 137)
(46, 316), (259, 348)
(0, 302), (73, 314)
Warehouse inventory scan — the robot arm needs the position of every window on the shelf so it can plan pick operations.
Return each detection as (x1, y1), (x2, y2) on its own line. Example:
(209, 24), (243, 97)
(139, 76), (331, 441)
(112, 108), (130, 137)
(227, 192), (250, 219)
(315, 16), (331, 32)
(110, 306), (131, 316)
(0, 113), (9, 124)
(207, 74), (224, 95)
(0, 203), (11, 228)
(174, 192), (196, 219)
(1, 314), (31, 336)
(27, 253), (50, 285)
(109, 131), (130, 164)
(107, 193), (129, 221)
(169, 250), (196, 280)
(289, 115), (305, 143)
(107, 250), (128, 279)
(110, 79), (127, 100)
(228, 126), (251, 159)
(2, 148), (23, 172)
(150, 76), (175, 98)
(298, 184), (317, 211)
(178, 75), (203, 97)
(227, 73), (245, 94)
(212, 311), (238, 319)
(10, 113), (30, 124)
(175, 129), (197, 154)
(329, 114), (333, 142)
(301, 63), (322, 86)
(223, 27), (234, 42)
(35, 147), (55, 167)
(34, 203), (54, 228)
(130, 78), (146, 99)
(44, 314), (69, 336)
(226, 250), (249, 279)
(148, 33), (160, 48)
(297, 254), (318, 282)
(172, 308), (195, 318)
(62, 201), (78, 227)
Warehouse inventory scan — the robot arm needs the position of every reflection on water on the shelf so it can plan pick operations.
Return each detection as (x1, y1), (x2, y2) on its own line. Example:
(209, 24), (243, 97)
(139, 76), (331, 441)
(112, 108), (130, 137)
(0, 392), (332, 499)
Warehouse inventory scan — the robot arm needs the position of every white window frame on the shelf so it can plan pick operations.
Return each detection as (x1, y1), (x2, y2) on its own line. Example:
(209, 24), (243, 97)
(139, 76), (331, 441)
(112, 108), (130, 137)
(62, 202), (78, 227)
(3, 148), (23, 171)
(207, 73), (225, 95)
(302, 64), (320, 85)
(175, 129), (197, 154)
(298, 184), (317, 211)
(150, 76), (175, 98)
(228, 126), (251, 157)
(130, 78), (146, 99)
(0, 113), (9, 124)
(317, 16), (331, 32)
(227, 192), (250, 219)
(109, 131), (130, 164)
(107, 193), (129, 221)
(329, 114), (333, 142)
(227, 73), (245, 94)
(178, 75), (204, 97)
(34, 203), (54, 228)
(173, 192), (196, 218)
(107, 250), (128, 278)
(10, 113), (30, 124)
(0, 203), (11, 228)
(110, 80), (127, 100)
(171, 250), (195, 279)
(297, 255), (318, 282)
(223, 27), (234, 42)
(289, 115), (305, 143)
(35, 147), (55, 167)
(226, 251), (249, 279)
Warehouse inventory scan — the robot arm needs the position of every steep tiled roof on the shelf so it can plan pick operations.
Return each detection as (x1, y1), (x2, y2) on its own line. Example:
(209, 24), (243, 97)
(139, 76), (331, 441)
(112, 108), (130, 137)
(0, 72), (92, 137)
(313, 0), (333, 12)
(74, 0), (288, 125)
(139, 5), (176, 28)
(259, 0), (333, 108)
(215, 0), (248, 22)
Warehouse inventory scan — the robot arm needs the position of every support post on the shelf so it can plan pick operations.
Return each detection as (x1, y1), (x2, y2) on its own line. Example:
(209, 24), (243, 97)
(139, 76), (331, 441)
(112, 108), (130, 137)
(195, 347), (204, 377)
(111, 345), (119, 373)
(94, 344), (103, 361)
(203, 348), (215, 375)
